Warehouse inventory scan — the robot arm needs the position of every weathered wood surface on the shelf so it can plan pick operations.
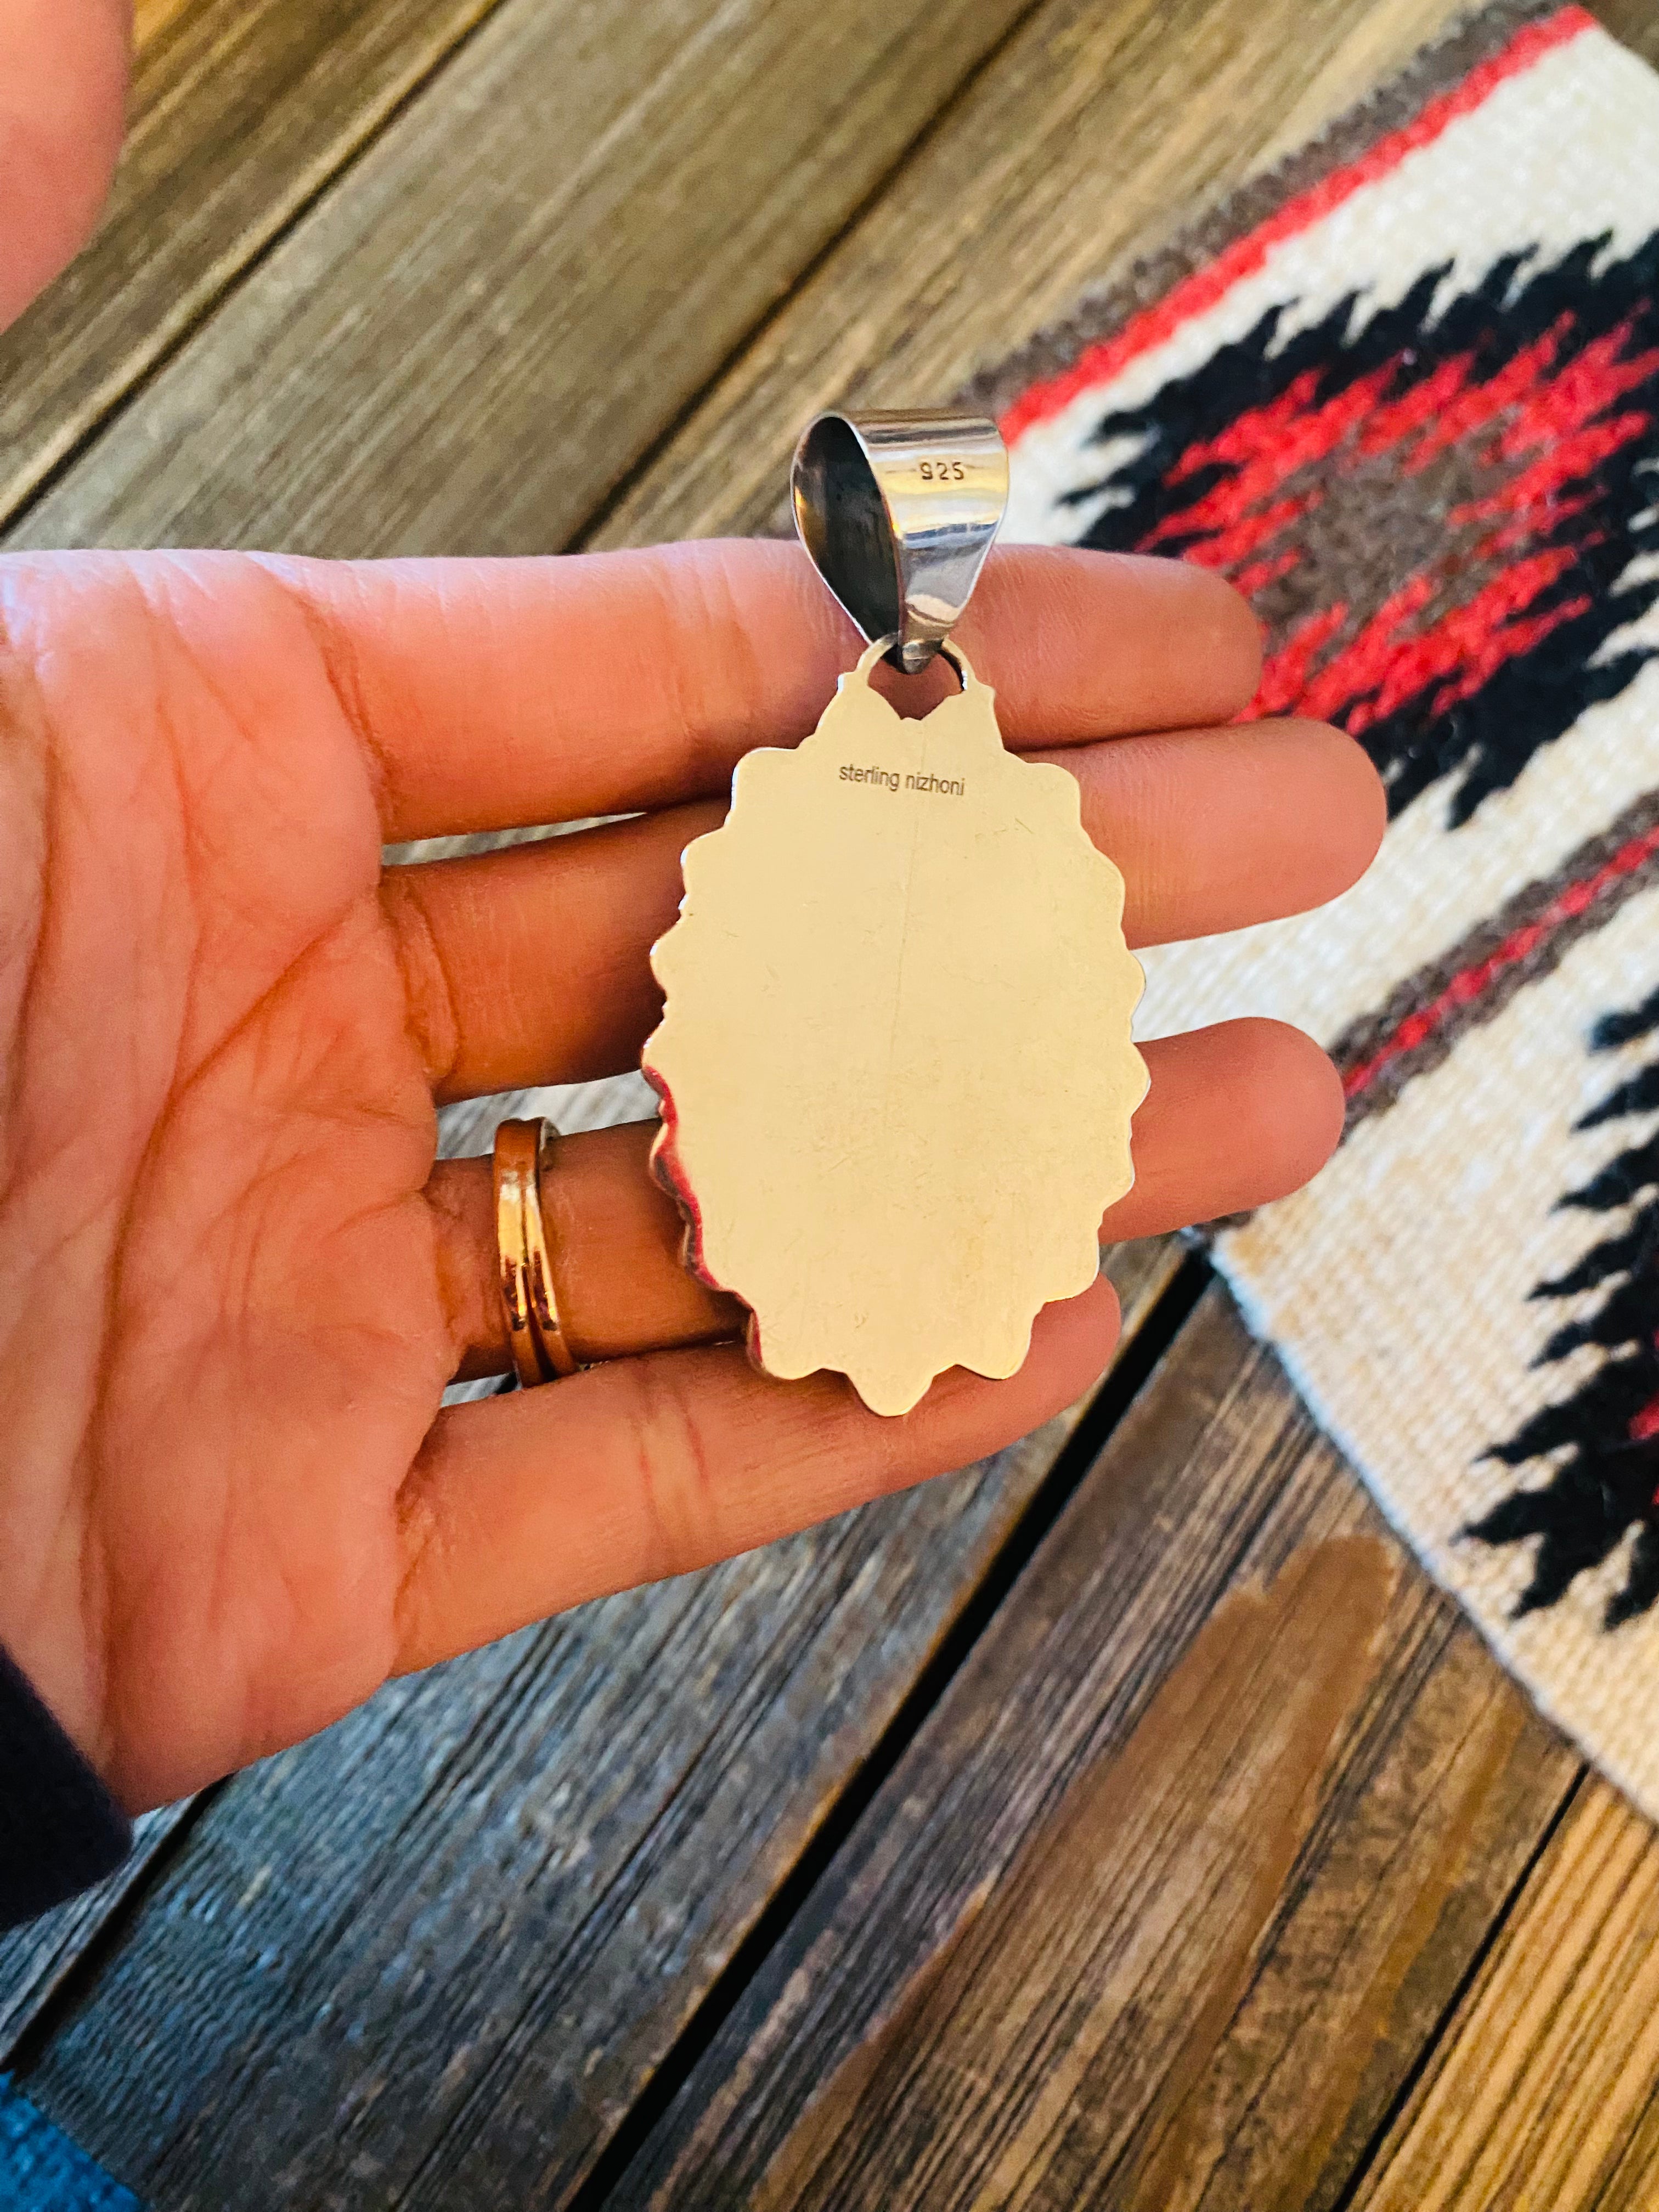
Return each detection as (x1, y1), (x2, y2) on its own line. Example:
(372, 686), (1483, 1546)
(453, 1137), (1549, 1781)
(0, 0), (509, 529)
(1596, 0), (1659, 66)
(608, 1290), (1582, 2212)
(1351, 1775), (1659, 2210)
(18, 1249), (1180, 2208)
(10, 0), (1054, 557)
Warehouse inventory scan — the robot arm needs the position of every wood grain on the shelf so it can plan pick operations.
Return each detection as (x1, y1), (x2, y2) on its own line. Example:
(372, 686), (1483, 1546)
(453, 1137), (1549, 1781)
(15, 1246), (1177, 2209)
(1349, 1776), (1659, 2210)
(10, 0), (1051, 557)
(1592, 0), (1659, 68)
(607, 1291), (1580, 2212)
(591, 0), (1475, 551)
(132, 0), (198, 49)
(0, 0), (509, 529)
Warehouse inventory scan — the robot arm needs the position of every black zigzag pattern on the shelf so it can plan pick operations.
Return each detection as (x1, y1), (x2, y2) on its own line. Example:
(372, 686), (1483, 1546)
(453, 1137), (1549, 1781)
(1068, 232), (1659, 825)
(1468, 987), (1659, 1624)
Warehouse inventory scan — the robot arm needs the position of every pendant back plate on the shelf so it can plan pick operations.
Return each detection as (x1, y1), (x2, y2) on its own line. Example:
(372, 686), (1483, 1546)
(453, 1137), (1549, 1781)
(643, 648), (1147, 1416)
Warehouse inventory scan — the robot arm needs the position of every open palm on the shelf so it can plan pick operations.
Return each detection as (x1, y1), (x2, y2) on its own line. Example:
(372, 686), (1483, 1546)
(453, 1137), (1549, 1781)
(0, 540), (1381, 1811)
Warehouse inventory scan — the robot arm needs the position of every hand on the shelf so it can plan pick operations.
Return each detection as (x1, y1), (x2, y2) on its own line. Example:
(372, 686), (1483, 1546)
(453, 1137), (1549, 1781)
(0, 0), (129, 332)
(0, 541), (1382, 1809)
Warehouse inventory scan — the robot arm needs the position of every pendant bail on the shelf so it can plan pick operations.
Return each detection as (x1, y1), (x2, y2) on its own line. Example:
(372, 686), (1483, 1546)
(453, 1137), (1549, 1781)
(791, 410), (1009, 675)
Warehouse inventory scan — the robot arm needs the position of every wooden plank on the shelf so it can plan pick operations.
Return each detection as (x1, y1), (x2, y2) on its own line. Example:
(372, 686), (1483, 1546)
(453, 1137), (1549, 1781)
(0, 0), (510, 528)
(9, 0), (1051, 557)
(133, 0), (196, 48)
(550, 2), (1652, 2192)
(602, 1290), (1581, 2212)
(14, 1250), (1179, 2209)
(1594, 0), (1659, 68)
(590, 0), (1476, 552)
(1348, 1776), (1659, 2211)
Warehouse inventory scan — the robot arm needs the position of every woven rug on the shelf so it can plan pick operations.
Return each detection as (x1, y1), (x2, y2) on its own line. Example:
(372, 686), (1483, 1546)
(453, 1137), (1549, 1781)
(973, 1), (1659, 1813)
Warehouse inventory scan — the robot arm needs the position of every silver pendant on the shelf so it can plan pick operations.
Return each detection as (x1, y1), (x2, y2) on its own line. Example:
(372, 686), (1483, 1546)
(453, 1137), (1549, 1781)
(642, 410), (1147, 1415)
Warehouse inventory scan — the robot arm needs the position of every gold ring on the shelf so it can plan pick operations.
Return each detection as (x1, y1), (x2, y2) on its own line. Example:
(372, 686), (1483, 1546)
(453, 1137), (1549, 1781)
(493, 1118), (579, 1387)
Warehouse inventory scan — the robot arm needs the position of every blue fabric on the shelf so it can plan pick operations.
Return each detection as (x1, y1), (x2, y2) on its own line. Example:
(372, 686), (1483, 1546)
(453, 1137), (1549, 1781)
(0, 2079), (142, 2211)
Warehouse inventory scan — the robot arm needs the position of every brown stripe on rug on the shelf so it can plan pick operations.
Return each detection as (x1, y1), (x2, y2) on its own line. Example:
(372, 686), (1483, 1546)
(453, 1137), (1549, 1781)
(1332, 785), (1659, 1132)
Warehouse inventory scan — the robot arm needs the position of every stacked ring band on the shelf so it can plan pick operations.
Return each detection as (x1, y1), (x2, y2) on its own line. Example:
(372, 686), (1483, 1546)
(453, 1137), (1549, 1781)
(493, 1117), (579, 1387)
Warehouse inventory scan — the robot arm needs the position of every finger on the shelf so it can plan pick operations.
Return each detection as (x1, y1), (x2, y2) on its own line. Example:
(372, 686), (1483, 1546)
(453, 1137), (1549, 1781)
(1059, 718), (1384, 949)
(0, 0), (129, 332)
(429, 1020), (1340, 1378)
(258, 541), (1262, 840)
(430, 1119), (746, 1381)
(394, 1274), (1122, 1673)
(1102, 1018), (1344, 1234)
(383, 719), (1377, 1101)
(382, 806), (720, 1101)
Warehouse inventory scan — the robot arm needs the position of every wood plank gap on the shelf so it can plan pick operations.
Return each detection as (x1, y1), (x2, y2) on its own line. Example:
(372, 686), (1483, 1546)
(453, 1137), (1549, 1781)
(1341, 1772), (1659, 2207)
(600, 1290), (1583, 2211)
(556, 1251), (1214, 2212)
(0, 0), (513, 538)
(566, 0), (1057, 557)
(1, 1781), (230, 2076)
(1326, 1760), (1589, 2212)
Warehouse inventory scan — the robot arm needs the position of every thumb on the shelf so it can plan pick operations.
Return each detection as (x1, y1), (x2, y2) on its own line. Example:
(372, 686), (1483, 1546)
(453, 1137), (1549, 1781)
(0, 0), (130, 332)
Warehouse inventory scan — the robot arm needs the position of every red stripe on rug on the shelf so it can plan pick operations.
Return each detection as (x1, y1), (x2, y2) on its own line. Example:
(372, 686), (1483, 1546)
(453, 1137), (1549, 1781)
(998, 4), (1596, 444)
(1345, 816), (1659, 1104)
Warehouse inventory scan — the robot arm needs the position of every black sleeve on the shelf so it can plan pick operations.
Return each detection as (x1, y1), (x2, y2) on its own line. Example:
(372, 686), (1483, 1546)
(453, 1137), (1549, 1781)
(0, 1643), (131, 1931)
